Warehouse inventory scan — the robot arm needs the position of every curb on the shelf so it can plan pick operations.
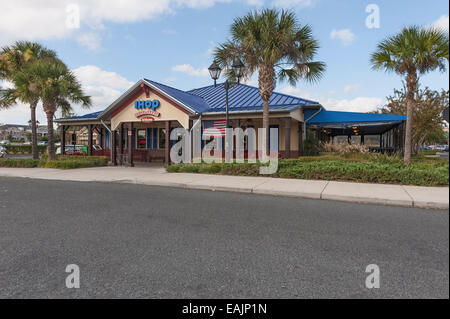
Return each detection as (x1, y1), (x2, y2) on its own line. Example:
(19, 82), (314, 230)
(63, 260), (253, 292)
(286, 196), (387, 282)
(1, 170), (448, 210)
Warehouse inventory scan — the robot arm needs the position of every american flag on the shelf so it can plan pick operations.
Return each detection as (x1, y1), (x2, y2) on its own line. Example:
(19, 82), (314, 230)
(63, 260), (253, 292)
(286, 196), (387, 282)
(203, 120), (227, 137)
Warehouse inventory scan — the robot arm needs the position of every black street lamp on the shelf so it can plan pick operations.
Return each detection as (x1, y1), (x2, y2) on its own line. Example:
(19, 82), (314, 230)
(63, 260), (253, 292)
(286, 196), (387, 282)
(208, 61), (222, 88)
(208, 58), (245, 130)
(232, 57), (245, 84)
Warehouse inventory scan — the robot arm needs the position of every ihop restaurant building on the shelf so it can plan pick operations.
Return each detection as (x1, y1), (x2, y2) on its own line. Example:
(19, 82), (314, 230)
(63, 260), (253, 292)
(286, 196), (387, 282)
(55, 78), (407, 166)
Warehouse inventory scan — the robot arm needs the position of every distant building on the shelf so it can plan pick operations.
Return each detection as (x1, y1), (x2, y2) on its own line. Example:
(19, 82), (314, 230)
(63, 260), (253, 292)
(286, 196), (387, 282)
(0, 124), (28, 141)
(27, 125), (48, 139)
(0, 124), (48, 141)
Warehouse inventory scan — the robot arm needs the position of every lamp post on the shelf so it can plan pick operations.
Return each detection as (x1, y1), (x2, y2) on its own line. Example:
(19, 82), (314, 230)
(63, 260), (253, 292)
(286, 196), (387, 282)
(208, 58), (245, 130)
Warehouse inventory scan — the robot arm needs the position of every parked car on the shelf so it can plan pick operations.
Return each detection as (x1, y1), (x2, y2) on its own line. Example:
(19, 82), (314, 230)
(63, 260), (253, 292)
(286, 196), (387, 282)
(56, 145), (86, 156)
(0, 146), (6, 158)
(38, 141), (48, 146)
(0, 140), (11, 146)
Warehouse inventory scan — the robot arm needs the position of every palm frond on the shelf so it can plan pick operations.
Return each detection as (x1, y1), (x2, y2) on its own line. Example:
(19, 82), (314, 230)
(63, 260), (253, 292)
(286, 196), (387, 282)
(214, 8), (325, 90)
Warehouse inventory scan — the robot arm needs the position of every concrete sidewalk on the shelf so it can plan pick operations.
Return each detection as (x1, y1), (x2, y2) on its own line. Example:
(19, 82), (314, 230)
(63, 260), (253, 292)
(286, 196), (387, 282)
(0, 167), (448, 209)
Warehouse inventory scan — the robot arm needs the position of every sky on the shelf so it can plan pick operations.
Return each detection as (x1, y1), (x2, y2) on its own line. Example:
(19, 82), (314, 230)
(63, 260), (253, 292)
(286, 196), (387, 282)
(0, 0), (449, 125)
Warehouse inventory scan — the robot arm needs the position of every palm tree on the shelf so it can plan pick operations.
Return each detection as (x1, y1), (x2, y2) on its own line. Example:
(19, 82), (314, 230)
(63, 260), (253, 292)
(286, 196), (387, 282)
(214, 9), (325, 153)
(0, 41), (57, 159)
(22, 60), (91, 160)
(371, 26), (449, 164)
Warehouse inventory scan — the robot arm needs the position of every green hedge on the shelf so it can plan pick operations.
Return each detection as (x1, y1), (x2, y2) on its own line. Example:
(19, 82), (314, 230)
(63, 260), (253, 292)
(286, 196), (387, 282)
(4, 144), (48, 154)
(167, 156), (449, 187)
(0, 156), (108, 169)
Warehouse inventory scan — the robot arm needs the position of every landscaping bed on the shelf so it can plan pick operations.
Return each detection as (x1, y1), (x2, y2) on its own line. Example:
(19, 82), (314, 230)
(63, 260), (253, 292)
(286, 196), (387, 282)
(167, 154), (449, 187)
(4, 144), (48, 155)
(0, 156), (108, 169)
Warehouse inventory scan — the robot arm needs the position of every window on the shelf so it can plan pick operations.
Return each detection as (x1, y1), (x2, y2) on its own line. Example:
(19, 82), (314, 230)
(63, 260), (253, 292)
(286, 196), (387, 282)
(137, 129), (147, 149)
(158, 128), (166, 149)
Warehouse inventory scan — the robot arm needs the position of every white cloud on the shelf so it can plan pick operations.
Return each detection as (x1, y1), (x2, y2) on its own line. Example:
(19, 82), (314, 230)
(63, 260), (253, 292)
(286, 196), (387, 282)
(77, 33), (102, 51)
(432, 15), (449, 31)
(281, 86), (313, 100)
(281, 85), (382, 113)
(322, 97), (383, 113)
(205, 41), (217, 56)
(330, 29), (356, 46)
(172, 64), (209, 77)
(73, 65), (134, 91)
(247, 0), (264, 6)
(271, 0), (314, 9)
(71, 65), (134, 114)
(344, 84), (360, 94)
(0, 66), (134, 124)
(0, 0), (231, 47)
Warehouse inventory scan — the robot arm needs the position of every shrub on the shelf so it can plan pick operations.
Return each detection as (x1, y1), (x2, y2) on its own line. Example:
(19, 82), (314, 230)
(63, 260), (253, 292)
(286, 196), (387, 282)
(302, 135), (320, 156)
(4, 144), (47, 155)
(167, 157), (449, 187)
(0, 156), (108, 169)
(320, 141), (370, 155)
(0, 158), (40, 168)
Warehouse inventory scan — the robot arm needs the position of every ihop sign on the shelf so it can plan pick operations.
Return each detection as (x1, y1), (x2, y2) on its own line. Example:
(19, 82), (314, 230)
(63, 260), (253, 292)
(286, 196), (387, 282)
(135, 99), (161, 111)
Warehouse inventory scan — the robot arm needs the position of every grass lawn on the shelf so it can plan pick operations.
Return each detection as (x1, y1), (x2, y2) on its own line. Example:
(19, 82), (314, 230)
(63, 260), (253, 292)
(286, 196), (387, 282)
(167, 153), (449, 187)
(0, 156), (108, 169)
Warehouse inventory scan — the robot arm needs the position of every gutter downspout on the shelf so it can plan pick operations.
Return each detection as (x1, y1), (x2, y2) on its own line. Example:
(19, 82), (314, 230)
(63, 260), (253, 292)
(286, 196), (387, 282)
(101, 120), (111, 133)
(303, 106), (323, 141)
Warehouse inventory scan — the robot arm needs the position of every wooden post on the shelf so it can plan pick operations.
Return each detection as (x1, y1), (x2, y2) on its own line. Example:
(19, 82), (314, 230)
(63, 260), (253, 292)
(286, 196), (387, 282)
(88, 124), (93, 156)
(361, 135), (365, 145)
(284, 117), (291, 158)
(298, 122), (303, 156)
(111, 130), (117, 166)
(60, 125), (66, 156)
(99, 127), (104, 149)
(128, 122), (134, 167)
(118, 123), (123, 165)
(165, 120), (170, 167)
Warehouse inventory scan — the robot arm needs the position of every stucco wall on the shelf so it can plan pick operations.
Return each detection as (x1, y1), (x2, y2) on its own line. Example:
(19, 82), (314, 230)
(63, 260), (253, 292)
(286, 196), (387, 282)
(111, 91), (190, 131)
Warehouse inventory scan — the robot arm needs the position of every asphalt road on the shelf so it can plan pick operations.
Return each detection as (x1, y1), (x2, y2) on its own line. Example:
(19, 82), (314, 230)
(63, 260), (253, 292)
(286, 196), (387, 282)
(0, 177), (448, 299)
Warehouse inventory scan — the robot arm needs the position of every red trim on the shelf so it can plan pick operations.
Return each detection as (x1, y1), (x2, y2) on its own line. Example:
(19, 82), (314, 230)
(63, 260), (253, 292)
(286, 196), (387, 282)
(111, 88), (145, 118)
(143, 84), (151, 98)
(150, 88), (191, 115)
(110, 83), (191, 119)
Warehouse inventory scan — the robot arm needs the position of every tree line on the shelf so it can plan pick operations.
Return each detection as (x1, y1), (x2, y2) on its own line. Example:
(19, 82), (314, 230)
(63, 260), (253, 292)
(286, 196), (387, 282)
(0, 42), (91, 160)
(1, 9), (449, 165)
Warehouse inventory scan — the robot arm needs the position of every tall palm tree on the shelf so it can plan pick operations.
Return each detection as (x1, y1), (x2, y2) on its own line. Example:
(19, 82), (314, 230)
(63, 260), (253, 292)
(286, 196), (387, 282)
(0, 41), (57, 159)
(371, 26), (449, 164)
(22, 60), (91, 160)
(214, 9), (325, 153)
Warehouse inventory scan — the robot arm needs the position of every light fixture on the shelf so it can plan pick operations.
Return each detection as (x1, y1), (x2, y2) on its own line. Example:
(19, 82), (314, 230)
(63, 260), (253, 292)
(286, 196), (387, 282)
(208, 61), (222, 87)
(232, 57), (245, 83)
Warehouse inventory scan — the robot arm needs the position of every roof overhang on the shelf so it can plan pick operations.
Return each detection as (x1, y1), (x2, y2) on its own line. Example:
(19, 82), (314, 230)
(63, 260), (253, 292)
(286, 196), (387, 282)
(200, 103), (322, 116)
(57, 79), (199, 123)
(100, 79), (198, 119)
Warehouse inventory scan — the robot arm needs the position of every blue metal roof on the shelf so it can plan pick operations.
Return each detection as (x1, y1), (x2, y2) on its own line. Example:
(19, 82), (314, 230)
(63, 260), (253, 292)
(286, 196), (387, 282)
(144, 79), (212, 113)
(60, 80), (405, 125)
(61, 111), (103, 121)
(305, 109), (406, 126)
(188, 83), (320, 113)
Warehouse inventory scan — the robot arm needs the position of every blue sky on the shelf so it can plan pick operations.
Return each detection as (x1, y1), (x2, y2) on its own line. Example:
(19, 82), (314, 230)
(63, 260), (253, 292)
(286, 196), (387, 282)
(0, 0), (448, 124)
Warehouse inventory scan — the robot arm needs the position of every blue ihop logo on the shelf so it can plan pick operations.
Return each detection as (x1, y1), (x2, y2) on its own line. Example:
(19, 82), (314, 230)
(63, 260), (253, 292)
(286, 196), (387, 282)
(135, 99), (161, 111)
